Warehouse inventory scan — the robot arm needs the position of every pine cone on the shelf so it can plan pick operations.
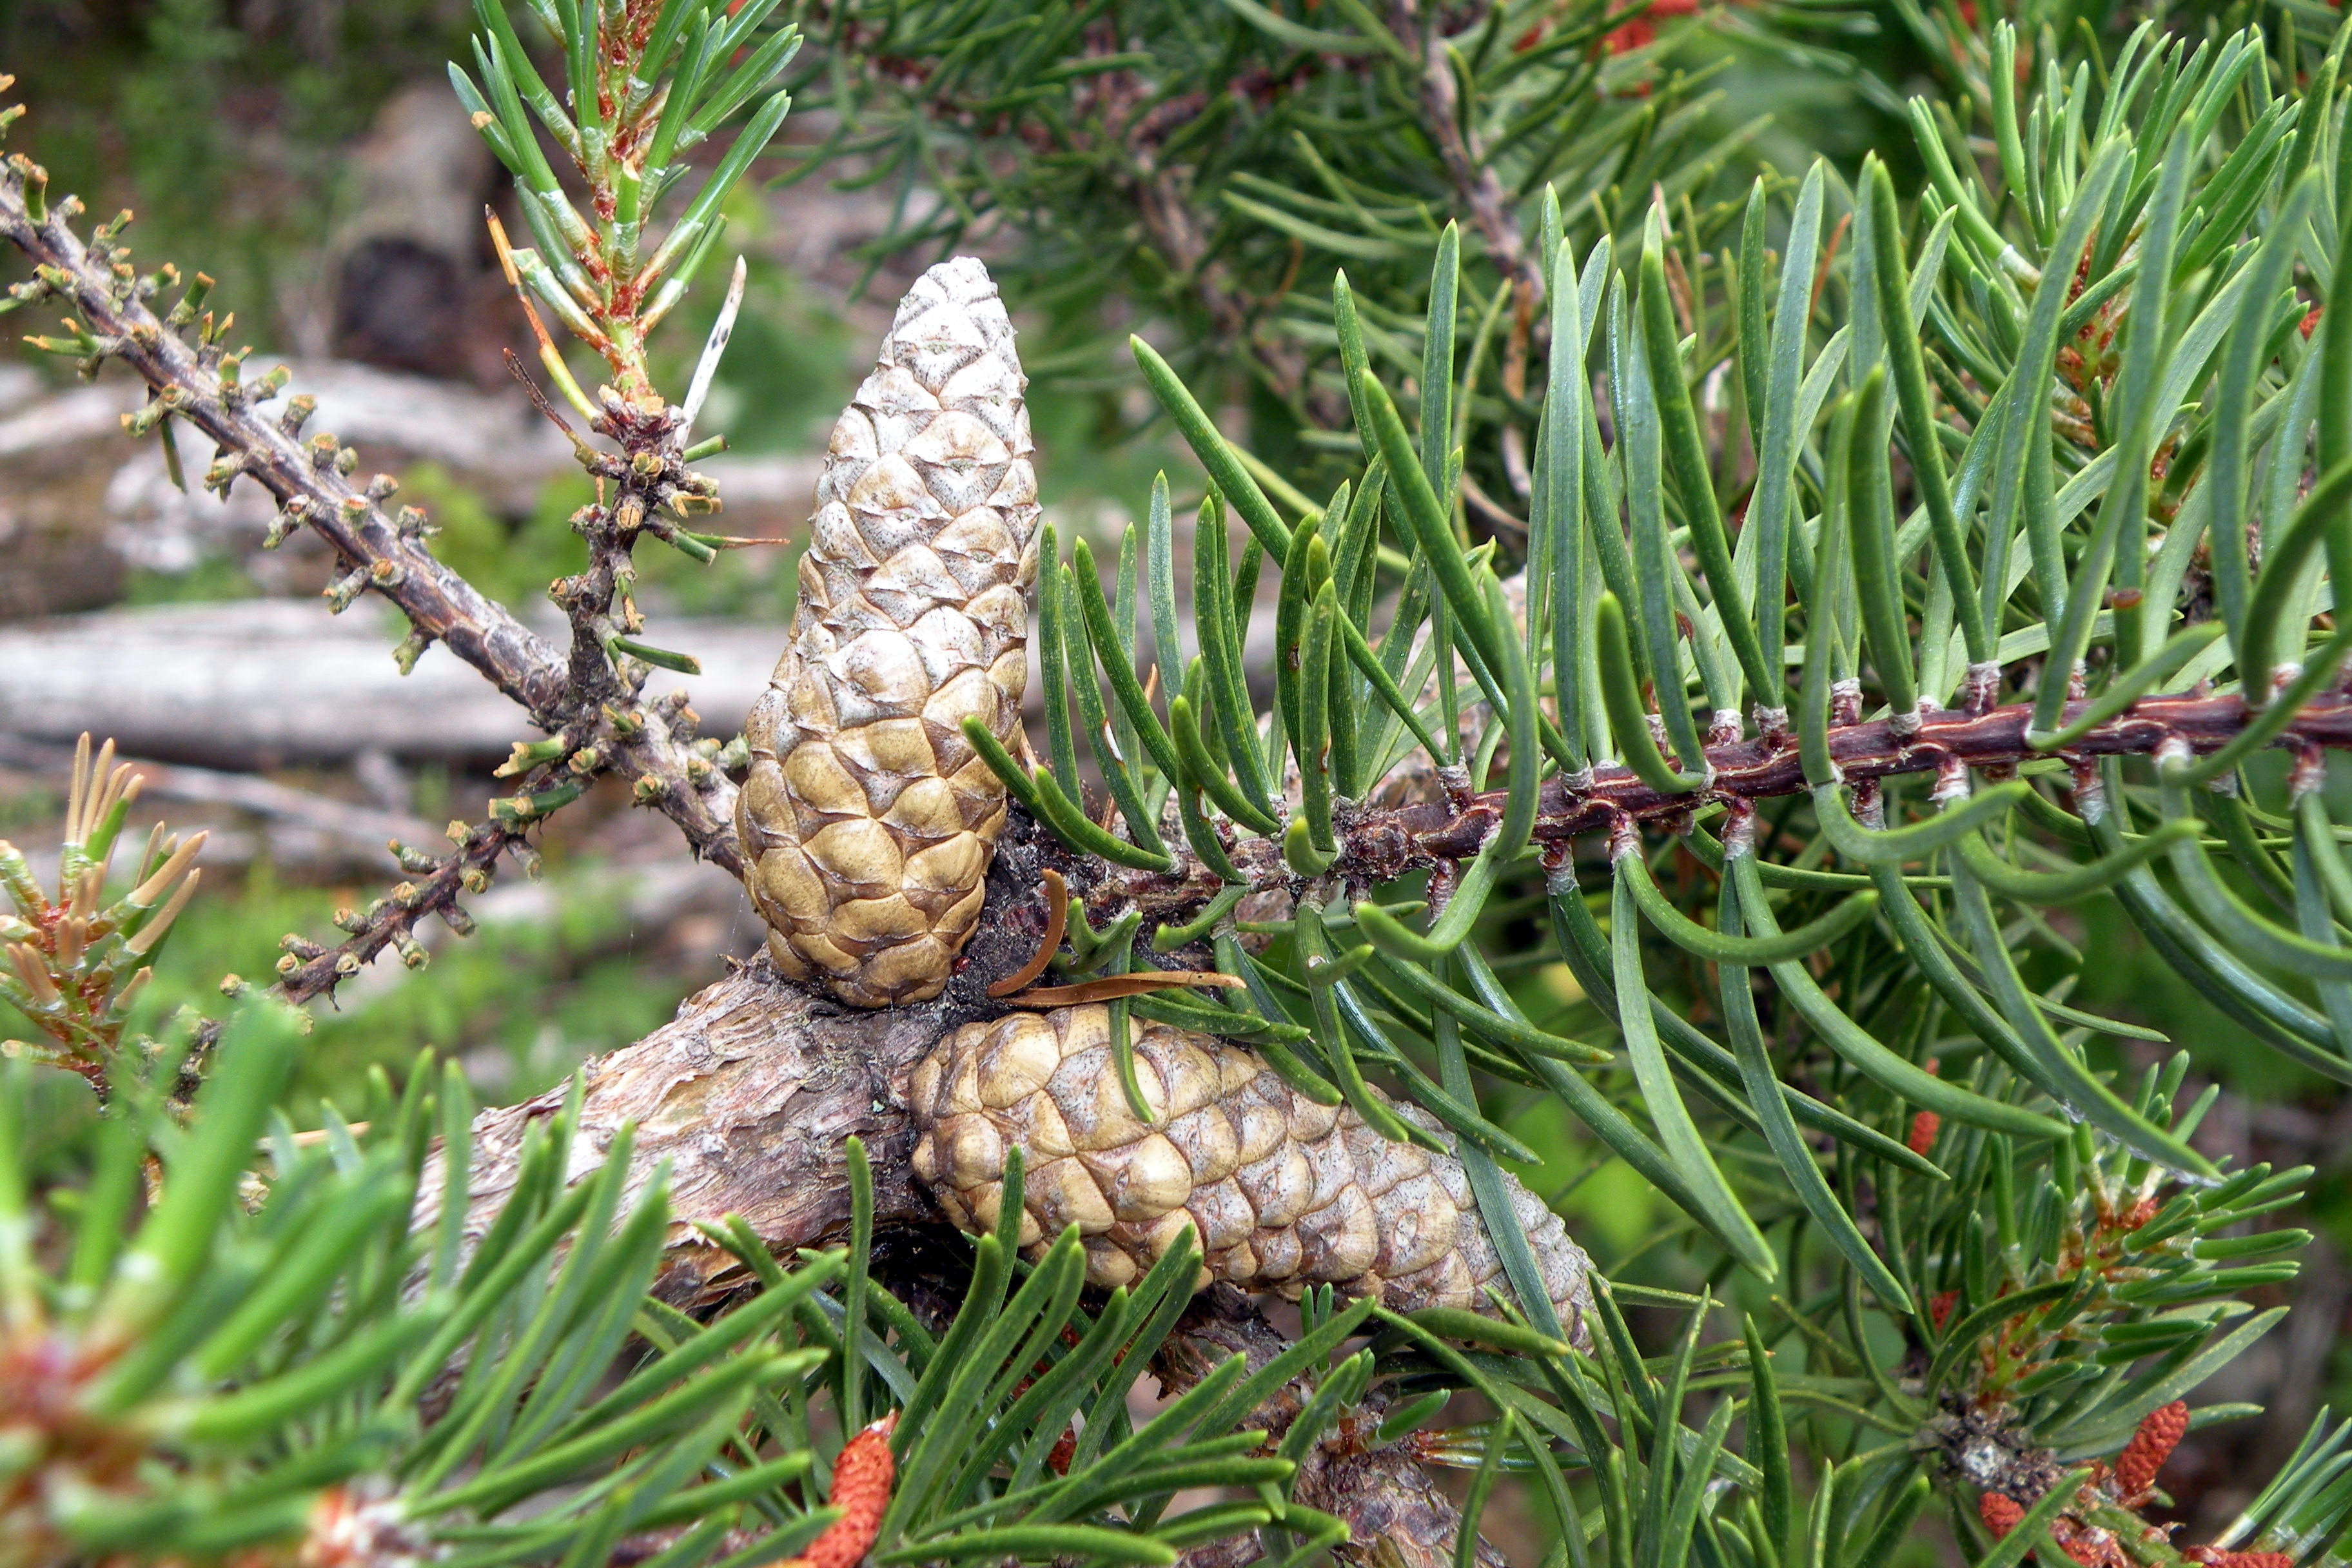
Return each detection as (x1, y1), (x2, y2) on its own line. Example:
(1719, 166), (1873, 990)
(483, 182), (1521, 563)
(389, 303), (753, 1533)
(906, 1005), (1594, 1338)
(738, 257), (1040, 1007)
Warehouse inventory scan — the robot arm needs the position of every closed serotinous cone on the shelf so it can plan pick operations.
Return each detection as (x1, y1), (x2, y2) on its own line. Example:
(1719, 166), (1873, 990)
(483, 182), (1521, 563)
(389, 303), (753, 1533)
(908, 1005), (1594, 1340)
(738, 256), (1041, 1008)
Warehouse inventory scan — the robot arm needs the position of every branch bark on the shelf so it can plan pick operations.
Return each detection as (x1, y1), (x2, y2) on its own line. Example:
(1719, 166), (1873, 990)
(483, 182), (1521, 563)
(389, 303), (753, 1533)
(429, 955), (943, 1307)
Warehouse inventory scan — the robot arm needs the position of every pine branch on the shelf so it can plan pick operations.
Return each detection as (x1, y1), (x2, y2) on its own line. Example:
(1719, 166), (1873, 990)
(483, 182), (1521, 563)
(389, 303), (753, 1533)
(0, 88), (749, 1006)
(1077, 686), (2352, 928)
(0, 180), (562, 717)
(0, 178), (740, 846)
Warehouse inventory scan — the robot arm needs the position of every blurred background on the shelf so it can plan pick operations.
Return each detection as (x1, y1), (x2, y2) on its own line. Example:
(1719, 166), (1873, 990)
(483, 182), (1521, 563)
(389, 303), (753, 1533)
(1, 0), (2346, 1547)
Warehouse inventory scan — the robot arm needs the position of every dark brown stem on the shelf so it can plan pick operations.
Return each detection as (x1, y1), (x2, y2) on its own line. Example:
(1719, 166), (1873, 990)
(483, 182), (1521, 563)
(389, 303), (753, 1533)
(1077, 688), (2352, 928)
(270, 814), (527, 1005)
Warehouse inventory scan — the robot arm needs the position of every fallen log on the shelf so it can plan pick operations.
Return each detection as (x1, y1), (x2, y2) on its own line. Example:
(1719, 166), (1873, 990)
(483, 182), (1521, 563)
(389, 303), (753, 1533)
(0, 600), (785, 767)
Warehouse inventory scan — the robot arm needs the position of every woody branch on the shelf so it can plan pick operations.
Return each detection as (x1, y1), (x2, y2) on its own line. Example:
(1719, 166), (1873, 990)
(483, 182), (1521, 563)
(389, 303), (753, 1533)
(0, 151), (745, 1005)
(1081, 687), (2352, 928)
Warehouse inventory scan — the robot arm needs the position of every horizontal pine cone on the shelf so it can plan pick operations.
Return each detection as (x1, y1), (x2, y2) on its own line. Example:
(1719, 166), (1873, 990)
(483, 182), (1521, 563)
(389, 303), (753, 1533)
(907, 1005), (1593, 1338)
(738, 257), (1040, 1008)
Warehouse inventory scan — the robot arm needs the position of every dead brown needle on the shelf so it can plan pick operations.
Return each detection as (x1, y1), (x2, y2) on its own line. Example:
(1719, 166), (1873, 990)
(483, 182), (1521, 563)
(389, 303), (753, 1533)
(986, 869), (1069, 998)
(1004, 971), (1245, 1008)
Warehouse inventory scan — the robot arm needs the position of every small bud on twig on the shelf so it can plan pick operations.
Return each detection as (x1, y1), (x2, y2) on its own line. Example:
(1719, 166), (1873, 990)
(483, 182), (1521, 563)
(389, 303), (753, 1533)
(324, 565), (370, 614)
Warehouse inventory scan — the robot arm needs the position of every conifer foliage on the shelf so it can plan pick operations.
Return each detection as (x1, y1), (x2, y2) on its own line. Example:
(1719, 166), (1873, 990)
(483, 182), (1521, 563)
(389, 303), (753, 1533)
(10, 3), (2352, 1567)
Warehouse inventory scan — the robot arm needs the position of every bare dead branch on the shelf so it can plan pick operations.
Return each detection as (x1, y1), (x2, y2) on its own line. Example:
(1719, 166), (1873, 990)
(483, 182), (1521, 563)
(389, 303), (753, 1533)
(0, 138), (749, 1006)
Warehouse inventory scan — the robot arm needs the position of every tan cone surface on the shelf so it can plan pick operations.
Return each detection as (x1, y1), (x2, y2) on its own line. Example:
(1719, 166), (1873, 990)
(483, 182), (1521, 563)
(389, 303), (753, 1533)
(907, 1005), (1593, 1338)
(738, 257), (1041, 1006)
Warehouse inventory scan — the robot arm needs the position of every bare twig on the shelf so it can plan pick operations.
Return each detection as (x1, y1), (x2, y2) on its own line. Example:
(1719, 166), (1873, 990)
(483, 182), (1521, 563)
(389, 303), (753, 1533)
(0, 128), (747, 1005)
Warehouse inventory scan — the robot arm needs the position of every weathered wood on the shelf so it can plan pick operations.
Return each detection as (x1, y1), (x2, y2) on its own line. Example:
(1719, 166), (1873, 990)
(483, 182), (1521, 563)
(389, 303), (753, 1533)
(429, 955), (946, 1307)
(0, 601), (785, 767)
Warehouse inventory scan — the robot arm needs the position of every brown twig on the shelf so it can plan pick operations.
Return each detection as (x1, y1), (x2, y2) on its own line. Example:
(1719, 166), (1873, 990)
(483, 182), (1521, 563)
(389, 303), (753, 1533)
(0, 126), (748, 1004)
(1001, 970), (1245, 1007)
(1075, 687), (2352, 927)
(985, 868), (1069, 997)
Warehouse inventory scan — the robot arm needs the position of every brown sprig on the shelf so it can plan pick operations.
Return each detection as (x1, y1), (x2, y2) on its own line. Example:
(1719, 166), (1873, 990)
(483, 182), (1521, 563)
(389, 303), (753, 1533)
(986, 870), (1070, 998)
(1000, 971), (1245, 1007)
(0, 106), (747, 1007)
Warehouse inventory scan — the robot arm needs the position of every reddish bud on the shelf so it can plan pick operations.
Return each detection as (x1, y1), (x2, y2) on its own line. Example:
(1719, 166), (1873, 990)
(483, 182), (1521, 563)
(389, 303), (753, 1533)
(2302, 306), (2325, 340)
(1907, 1111), (1941, 1156)
(1930, 1289), (1959, 1332)
(787, 1413), (898, 1568)
(1982, 1494), (2024, 1539)
(2115, 1401), (2188, 1498)
(2186, 1552), (2293, 1568)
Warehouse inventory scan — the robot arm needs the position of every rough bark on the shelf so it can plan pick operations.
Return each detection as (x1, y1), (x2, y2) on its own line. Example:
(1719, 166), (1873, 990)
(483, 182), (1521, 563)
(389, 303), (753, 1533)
(435, 954), (945, 1308)
(436, 838), (1061, 1302)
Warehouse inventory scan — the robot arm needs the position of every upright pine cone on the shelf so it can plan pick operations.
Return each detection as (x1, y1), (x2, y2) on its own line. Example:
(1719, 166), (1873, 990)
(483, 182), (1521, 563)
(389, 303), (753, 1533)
(738, 257), (1040, 1007)
(906, 1005), (1594, 1339)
